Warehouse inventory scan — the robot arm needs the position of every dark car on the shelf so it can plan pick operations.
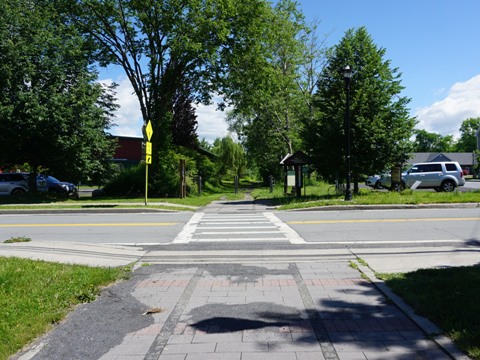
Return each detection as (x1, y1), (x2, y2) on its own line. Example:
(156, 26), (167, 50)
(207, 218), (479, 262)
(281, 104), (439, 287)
(37, 175), (78, 197)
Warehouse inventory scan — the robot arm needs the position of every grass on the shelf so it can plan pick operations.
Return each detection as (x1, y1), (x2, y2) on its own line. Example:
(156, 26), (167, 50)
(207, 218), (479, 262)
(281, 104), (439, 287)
(378, 267), (480, 359)
(0, 191), (244, 210)
(251, 183), (480, 210)
(4, 236), (32, 243)
(0, 257), (130, 360)
(0, 180), (478, 210)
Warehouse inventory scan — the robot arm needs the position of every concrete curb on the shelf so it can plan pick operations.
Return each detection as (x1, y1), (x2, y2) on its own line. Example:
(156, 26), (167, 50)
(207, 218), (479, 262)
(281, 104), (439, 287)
(0, 202), (478, 215)
(353, 260), (472, 360)
(291, 202), (479, 211)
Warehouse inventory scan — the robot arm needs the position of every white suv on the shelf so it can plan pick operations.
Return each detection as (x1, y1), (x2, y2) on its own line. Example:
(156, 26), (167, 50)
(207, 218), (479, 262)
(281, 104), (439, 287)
(403, 162), (465, 192)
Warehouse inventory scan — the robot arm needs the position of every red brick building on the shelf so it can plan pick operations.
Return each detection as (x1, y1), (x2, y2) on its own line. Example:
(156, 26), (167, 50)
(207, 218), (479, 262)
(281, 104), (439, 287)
(112, 136), (143, 165)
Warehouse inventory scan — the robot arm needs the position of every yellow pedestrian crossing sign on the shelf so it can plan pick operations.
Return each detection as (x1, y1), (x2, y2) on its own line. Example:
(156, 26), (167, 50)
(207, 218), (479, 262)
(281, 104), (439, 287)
(145, 120), (153, 141)
(146, 141), (152, 156)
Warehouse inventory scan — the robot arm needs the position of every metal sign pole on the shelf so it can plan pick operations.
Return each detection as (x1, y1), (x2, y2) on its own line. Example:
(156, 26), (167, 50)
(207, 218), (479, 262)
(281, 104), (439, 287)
(145, 163), (148, 206)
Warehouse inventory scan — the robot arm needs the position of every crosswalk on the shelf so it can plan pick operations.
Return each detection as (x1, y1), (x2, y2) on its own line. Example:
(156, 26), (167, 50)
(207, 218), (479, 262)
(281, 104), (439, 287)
(172, 212), (305, 244)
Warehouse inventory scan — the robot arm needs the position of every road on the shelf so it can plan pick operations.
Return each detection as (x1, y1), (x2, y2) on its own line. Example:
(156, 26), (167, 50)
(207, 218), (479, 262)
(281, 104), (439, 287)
(3, 201), (478, 360)
(1, 207), (478, 251)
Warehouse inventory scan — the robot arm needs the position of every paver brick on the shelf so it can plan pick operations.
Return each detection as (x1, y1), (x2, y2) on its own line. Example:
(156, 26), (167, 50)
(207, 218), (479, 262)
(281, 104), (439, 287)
(240, 352), (297, 360)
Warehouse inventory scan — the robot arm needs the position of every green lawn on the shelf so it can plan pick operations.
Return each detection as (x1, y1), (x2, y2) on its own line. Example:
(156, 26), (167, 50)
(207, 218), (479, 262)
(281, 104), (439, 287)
(379, 267), (480, 359)
(1, 182), (478, 211)
(0, 257), (130, 360)
(251, 183), (480, 210)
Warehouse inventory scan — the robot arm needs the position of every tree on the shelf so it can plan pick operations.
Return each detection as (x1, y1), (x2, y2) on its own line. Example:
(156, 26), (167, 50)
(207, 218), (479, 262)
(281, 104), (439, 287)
(455, 117), (480, 152)
(306, 27), (416, 192)
(172, 86), (199, 149)
(0, 0), (117, 187)
(63, 0), (275, 181)
(412, 129), (455, 152)
(211, 136), (246, 180)
(225, 0), (326, 182)
(228, 112), (286, 183)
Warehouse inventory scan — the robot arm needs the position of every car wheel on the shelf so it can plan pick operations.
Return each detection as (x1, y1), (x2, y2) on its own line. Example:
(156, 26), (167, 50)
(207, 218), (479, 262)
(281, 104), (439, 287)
(374, 180), (382, 189)
(440, 180), (456, 192)
(11, 188), (26, 197)
(391, 182), (405, 192)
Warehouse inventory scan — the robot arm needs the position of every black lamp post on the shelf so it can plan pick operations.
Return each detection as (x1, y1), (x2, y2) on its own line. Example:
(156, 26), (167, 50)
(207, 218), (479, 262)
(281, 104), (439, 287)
(343, 65), (353, 201)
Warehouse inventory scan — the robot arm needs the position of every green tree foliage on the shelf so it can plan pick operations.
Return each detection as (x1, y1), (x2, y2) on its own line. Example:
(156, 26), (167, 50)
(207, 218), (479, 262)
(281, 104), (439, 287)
(412, 129), (455, 152)
(455, 117), (480, 152)
(172, 86), (199, 149)
(211, 136), (246, 180)
(0, 0), (117, 186)
(226, 0), (324, 183)
(228, 112), (285, 183)
(305, 27), (416, 190)
(63, 0), (274, 181)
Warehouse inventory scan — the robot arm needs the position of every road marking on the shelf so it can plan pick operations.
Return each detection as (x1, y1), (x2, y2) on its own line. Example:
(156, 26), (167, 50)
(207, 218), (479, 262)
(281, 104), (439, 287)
(196, 237), (289, 242)
(198, 221), (271, 224)
(173, 213), (204, 244)
(198, 226), (277, 230)
(288, 217), (480, 225)
(173, 212), (306, 244)
(197, 231), (283, 235)
(264, 212), (306, 244)
(0, 222), (178, 227)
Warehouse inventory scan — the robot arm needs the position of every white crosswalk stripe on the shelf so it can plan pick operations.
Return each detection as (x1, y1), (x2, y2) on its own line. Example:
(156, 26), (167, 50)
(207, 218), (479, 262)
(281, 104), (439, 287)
(172, 212), (306, 244)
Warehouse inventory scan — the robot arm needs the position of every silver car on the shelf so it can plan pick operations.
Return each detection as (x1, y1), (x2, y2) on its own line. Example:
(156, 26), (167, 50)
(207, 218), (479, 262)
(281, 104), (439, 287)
(0, 173), (29, 196)
(365, 175), (382, 188)
(403, 162), (465, 192)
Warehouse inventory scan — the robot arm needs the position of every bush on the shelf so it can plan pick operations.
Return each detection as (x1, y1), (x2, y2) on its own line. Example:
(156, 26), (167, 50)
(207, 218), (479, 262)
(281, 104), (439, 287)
(102, 164), (145, 196)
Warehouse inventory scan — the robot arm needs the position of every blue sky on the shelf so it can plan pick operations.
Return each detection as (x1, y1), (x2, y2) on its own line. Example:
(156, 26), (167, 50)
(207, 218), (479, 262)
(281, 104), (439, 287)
(105, 0), (480, 142)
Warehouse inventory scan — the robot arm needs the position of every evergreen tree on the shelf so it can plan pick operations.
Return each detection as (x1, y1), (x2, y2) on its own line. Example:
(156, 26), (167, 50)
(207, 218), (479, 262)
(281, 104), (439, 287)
(172, 87), (199, 149)
(305, 27), (416, 191)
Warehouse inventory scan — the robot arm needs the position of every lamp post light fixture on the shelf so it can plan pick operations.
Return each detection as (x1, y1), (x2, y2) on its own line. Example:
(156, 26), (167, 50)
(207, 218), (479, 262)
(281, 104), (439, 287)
(343, 65), (353, 201)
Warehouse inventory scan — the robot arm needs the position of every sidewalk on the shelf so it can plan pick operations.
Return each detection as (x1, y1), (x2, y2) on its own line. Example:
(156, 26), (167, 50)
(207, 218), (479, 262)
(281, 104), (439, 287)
(7, 198), (474, 360)
(14, 260), (466, 360)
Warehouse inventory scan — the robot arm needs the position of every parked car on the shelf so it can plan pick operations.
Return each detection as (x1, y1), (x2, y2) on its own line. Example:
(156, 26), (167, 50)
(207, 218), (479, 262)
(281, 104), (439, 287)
(379, 173), (406, 191)
(0, 173), (29, 196)
(19, 173), (78, 197)
(403, 161), (465, 192)
(365, 175), (381, 188)
(36, 174), (78, 197)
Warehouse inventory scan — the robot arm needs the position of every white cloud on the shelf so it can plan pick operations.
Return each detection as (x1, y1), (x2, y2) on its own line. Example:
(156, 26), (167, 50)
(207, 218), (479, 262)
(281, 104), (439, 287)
(195, 102), (230, 144)
(102, 75), (230, 142)
(99, 77), (143, 137)
(414, 74), (480, 137)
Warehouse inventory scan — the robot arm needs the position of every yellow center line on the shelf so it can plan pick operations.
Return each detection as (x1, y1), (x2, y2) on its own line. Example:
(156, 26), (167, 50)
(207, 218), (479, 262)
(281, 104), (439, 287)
(0, 222), (179, 228)
(288, 218), (480, 225)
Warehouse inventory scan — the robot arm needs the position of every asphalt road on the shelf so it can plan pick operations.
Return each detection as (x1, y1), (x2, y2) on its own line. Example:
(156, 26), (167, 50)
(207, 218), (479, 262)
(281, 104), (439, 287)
(1, 207), (478, 250)
(4, 200), (479, 360)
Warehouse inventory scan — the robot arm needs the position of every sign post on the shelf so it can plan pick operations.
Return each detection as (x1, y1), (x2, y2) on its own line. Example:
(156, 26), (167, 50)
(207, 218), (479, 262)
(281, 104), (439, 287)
(144, 120), (153, 206)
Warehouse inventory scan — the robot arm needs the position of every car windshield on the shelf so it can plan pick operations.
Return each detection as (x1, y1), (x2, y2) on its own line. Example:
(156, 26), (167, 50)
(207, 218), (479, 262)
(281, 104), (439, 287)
(46, 176), (61, 183)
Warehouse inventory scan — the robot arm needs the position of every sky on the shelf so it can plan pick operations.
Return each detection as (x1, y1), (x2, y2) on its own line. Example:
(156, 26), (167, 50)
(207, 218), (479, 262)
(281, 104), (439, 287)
(103, 0), (480, 143)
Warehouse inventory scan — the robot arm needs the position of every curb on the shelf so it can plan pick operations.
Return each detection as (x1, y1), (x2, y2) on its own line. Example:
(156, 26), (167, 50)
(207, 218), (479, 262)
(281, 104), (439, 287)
(0, 208), (184, 215)
(0, 202), (478, 215)
(353, 260), (471, 360)
(291, 202), (479, 211)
